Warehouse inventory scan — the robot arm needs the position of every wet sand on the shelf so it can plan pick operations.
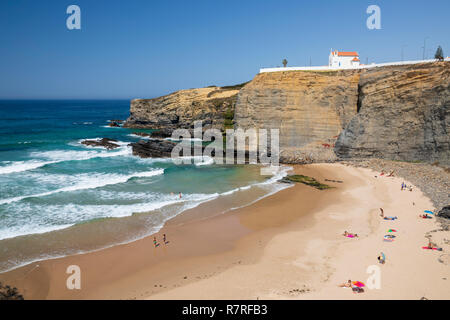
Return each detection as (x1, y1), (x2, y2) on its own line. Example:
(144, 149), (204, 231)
(1, 163), (448, 300)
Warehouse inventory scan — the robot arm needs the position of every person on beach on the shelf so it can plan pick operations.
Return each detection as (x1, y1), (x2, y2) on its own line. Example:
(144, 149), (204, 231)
(343, 231), (358, 238)
(163, 233), (169, 244)
(378, 252), (386, 264)
(338, 280), (352, 288)
(153, 237), (159, 248)
(179, 192), (182, 199)
(380, 208), (384, 218)
(426, 239), (442, 250)
(419, 214), (432, 219)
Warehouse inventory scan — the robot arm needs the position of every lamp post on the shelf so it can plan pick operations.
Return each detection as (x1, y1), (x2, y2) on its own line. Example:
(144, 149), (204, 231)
(422, 37), (430, 60)
(401, 45), (407, 62)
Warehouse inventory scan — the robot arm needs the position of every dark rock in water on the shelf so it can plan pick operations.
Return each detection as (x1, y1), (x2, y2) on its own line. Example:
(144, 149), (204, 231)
(109, 119), (124, 123)
(132, 132), (151, 138)
(151, 128), (172, 138)
(81, 138), (120, 150)
(130, 139), (177, 158)
(130, 139), (255, 163)
(108, 121), (121, 127)
(438, 205), (450, 219)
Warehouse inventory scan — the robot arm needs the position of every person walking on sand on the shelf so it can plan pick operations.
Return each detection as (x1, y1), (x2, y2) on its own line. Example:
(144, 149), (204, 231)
(163, 233), (169, 245)
(153, 237), (159, 248)
(380, 208), (384, 218)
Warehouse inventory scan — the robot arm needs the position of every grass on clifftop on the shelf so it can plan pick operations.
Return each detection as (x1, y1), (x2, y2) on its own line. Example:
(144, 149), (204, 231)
(284, 175), (332, 190)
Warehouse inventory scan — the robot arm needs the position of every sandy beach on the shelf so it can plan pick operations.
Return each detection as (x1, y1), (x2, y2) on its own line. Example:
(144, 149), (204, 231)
(1, 163), (448, 300)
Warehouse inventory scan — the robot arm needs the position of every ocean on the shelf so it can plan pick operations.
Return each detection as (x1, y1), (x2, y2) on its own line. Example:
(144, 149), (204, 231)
(0, 100), (290, 272)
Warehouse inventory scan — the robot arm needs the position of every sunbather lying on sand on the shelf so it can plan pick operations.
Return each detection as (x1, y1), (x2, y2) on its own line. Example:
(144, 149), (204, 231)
(425, 240), (443, 251)
(419, 214), (432, 219)
(338, 280), (352, 288)
(383, 216), (398, 220)
(343, 231), (358, 238)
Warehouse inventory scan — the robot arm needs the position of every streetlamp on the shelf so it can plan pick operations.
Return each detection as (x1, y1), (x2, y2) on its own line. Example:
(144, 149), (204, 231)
(422, 37), (430, 60)
(401, 45), (408, 61)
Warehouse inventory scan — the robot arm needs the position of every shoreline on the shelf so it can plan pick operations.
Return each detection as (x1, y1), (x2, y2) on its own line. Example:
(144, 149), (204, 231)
(0, 163), (448, 299)
(0, 163), (288, 274)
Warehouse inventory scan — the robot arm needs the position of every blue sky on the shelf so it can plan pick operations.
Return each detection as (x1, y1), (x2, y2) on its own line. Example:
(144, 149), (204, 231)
(0, 0), (449, 99)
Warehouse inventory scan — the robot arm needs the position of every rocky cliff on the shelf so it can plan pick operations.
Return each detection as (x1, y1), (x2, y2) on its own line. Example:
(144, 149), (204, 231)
(234, 70), (361, 162)
(124, 84), (246, 132)
(335, 61), (450, 165)
(126, 61), (449, 166)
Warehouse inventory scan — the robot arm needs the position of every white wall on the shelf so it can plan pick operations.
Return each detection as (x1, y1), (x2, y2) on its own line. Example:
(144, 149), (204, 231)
(259, 58), (449, 73)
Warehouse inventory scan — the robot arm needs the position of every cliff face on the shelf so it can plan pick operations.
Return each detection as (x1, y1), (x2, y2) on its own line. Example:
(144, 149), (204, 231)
(335, 61), (450, 165)
(234, 70), (361, 162)
(126, 61), (449, 165)
(124, 85), (244, 131)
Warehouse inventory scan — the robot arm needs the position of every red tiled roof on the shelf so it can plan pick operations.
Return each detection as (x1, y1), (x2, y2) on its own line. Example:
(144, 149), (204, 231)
(352, 57), (360, 62)
(337, 51), (359, 57)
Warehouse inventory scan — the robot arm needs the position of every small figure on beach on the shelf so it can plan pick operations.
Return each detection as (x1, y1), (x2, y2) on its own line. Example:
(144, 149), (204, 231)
(179, 192), (182, 199)
(424, 239), (442, 251)
(338, 280), (352, 288)
(153, 237), (160, 248)
(401, 182), (405, 190)
(379, 208), (384, 218)
(163, 233), (169, 245)
(343, 231), (358, 238)
(383, 216), (398, 221)
(378, 252), (386, 264)
(419, 214), (432, 219)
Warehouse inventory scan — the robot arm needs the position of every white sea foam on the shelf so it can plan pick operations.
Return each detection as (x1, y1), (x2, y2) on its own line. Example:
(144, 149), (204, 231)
(0, 146), (132, 175)
(0, 160), (55, 175)
(0, 169), (164, 205)
(0, 190), (216, 241)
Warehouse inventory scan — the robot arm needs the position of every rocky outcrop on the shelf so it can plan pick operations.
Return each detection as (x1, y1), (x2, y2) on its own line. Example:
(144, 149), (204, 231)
(335, 61), (450, 165)
(131, 139), (177, 158)
(124, 84), (247, 132)
(127, 61), (449, 165)
(438, 206), (450, 220)
(130, 139), (255, 163)
(234, 70), (361, 163)
(81, 138), (120, 150)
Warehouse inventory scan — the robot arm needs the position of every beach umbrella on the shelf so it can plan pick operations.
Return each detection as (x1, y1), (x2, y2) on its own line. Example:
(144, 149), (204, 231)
(424, 210), (433, 215)
(352, 281), (365, 288)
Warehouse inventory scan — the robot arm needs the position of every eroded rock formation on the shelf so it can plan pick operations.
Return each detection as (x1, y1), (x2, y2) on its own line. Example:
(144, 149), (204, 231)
(335, 61), (450, 165)
(124, 84), (246, 132)
(234, 70), (361, 163)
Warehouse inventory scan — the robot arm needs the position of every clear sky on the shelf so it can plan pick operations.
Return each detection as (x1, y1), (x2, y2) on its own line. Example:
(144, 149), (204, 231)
(0, 0), (449, 99)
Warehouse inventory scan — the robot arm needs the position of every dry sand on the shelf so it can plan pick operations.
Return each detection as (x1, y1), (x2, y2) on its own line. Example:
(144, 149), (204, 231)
(1, 163), (448, 300)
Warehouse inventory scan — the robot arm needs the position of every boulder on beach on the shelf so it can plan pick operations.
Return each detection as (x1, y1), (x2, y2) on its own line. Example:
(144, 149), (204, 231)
(438, 205), (450, 219)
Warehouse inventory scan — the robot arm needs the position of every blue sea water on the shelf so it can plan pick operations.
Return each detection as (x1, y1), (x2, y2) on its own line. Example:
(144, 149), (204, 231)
(0, 100), (289, 271)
